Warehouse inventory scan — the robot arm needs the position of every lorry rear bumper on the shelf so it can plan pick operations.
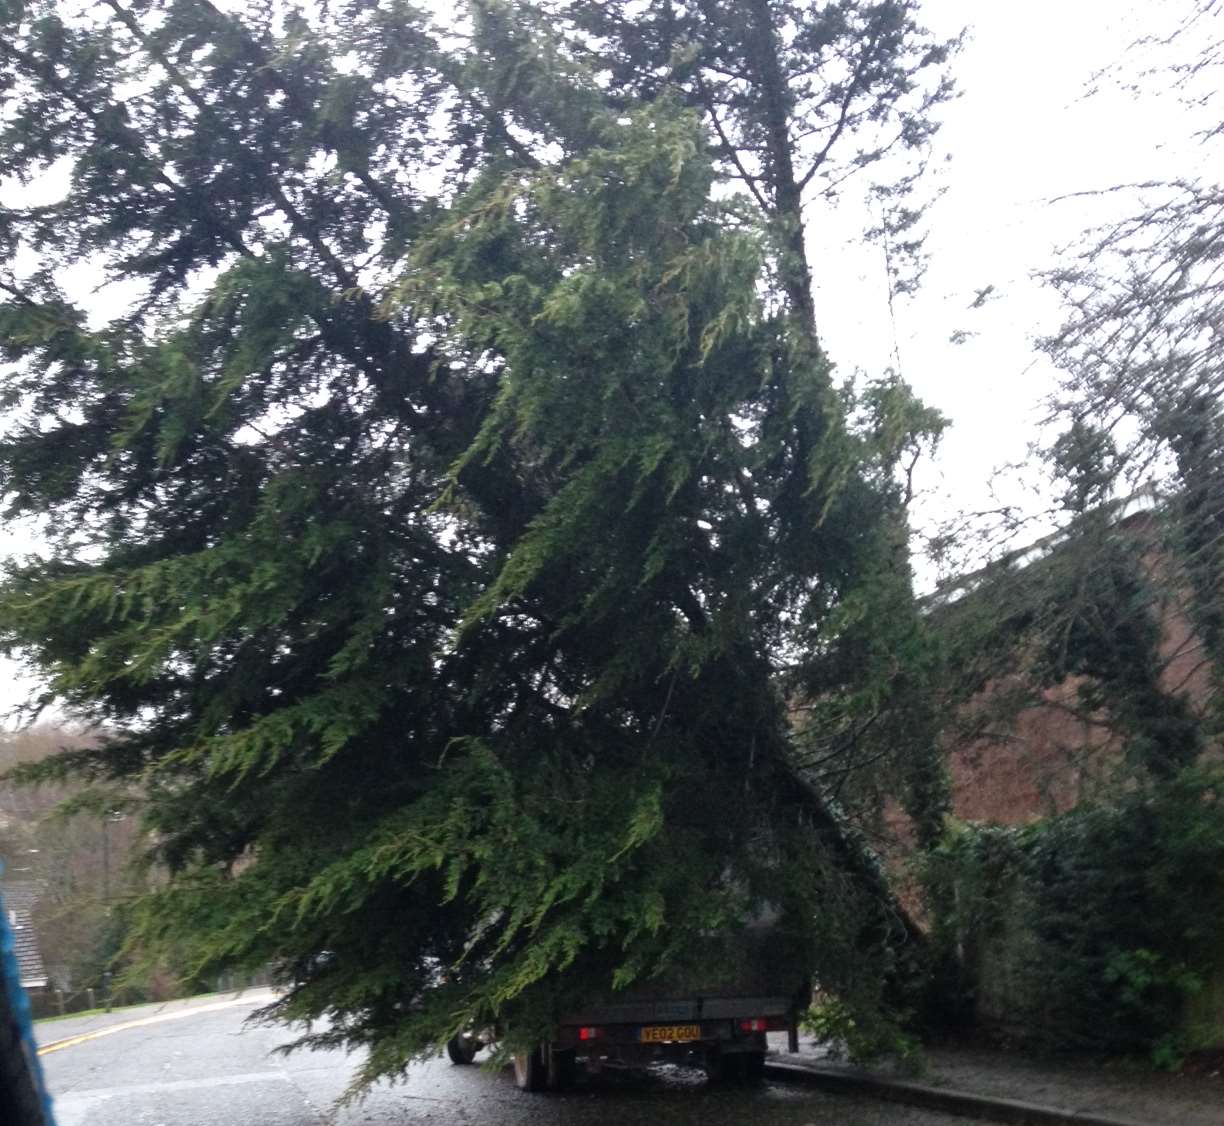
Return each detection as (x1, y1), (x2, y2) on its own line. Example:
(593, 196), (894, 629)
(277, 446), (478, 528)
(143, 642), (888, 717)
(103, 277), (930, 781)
(559, 995), (790, 1027)
(567, 1030), (769, 1070)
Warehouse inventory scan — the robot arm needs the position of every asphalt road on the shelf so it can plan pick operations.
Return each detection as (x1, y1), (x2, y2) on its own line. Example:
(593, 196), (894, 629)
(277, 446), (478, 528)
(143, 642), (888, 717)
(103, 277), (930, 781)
(38, 997), (995, 1126)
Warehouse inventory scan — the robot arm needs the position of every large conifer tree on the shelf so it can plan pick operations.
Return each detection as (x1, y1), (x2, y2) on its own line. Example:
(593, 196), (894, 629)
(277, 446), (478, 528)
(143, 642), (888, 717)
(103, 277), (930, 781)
(0, 0), (952, 1084)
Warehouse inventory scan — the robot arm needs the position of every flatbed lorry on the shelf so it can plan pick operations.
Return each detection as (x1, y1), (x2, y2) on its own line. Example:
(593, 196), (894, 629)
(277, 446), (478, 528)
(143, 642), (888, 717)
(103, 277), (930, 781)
(447, 922), (804, 1090)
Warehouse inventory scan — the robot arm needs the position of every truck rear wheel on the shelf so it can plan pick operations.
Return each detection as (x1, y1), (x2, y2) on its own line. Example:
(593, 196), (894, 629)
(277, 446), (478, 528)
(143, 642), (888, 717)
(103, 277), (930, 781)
(741, 1050), (766, 1083)
(548, 1046), (576, 1091)
(703, 1047), (739, 1083)
(705, 1048), (765, 1084)
(513, 1046), (547, 1091)
(446, 1033), (479, 1065)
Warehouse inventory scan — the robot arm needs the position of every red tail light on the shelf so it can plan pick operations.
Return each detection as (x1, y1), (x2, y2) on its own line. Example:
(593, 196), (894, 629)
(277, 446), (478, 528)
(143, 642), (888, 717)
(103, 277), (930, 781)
(578, 1026), (602, 1041)
(739, 1018), (768, 1033)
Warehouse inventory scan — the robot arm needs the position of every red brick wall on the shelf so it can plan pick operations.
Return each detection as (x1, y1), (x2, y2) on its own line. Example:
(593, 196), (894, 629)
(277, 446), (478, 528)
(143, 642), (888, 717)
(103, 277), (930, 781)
(945, 553), (1214, 827)
(880, 520), (1216, 915)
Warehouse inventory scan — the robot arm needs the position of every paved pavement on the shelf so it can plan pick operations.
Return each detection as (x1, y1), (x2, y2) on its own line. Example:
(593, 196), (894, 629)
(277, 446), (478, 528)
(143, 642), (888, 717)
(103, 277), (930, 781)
(766, 1033), (1224, 1126)
(38, 995), (994, 1126)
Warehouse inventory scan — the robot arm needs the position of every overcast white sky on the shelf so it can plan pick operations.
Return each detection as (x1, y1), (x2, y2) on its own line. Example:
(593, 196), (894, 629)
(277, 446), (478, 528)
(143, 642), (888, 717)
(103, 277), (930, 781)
(812, 0), (1219, 557)
(1, 0), (1219, 719)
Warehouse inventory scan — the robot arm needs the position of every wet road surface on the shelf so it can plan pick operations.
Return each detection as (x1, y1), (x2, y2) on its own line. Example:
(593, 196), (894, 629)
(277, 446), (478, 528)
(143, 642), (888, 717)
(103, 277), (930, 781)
(40, 997), (996, 1126)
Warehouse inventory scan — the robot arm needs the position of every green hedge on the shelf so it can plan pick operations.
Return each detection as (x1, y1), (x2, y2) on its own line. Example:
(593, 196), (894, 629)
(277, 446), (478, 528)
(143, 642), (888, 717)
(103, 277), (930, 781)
(926, 767), (1224, 1063)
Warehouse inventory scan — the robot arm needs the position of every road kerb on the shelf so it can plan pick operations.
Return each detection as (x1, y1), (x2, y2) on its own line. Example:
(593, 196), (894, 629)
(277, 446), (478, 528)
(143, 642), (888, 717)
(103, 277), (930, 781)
(763, 1060), (1151, 1126)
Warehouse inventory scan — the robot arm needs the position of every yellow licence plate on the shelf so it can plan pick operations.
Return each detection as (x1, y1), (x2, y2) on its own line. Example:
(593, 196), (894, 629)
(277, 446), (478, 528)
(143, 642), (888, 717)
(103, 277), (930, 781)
(639, 1024), (701, 1043)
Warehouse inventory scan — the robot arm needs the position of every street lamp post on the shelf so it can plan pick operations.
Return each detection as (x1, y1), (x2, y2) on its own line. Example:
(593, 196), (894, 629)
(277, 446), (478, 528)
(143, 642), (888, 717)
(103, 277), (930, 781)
(101, 811), (125, 1012)
(101, 810), (125, 905)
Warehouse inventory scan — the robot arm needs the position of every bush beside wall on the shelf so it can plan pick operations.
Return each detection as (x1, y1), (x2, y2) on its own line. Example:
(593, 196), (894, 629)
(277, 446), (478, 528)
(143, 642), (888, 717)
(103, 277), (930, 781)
(927, 766), (1224, 1063)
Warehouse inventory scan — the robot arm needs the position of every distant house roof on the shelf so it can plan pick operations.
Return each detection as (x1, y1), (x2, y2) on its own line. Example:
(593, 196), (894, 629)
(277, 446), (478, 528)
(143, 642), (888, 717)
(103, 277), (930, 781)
(1, 881), (48, 989)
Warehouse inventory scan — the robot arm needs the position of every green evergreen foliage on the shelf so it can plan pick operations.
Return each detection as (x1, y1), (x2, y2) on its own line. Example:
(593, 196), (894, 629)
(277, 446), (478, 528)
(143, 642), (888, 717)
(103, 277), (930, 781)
(566, 0), (959, 301)
(0, 0), (953, 1087)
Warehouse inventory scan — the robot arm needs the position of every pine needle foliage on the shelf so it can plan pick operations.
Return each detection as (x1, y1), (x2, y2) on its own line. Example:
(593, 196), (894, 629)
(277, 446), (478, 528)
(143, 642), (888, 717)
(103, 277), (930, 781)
(0, 0), (949, 1087)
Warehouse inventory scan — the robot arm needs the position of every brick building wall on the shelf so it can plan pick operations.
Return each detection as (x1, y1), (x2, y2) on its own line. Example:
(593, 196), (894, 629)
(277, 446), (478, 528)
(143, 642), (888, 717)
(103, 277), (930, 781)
(937, 511), (1214, 829)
